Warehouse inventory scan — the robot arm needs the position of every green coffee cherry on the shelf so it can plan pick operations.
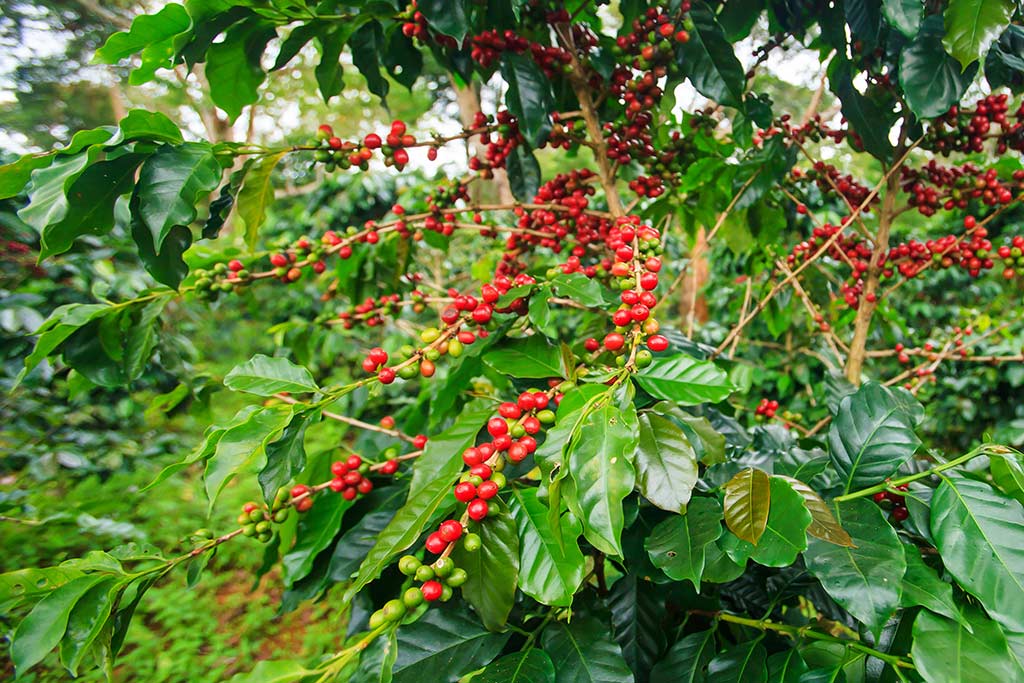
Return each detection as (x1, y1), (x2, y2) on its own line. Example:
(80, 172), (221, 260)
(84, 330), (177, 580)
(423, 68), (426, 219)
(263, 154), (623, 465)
(432, 557), (454, 578)
(447, 568), (468, 587)
(383, 599), (406, 622)
(369, 609), (388, 629)
(414, 565), (435, 582)
(403, 587), (424, 608)
(462, 533), (482, 552)
(399, 555), (422, 576)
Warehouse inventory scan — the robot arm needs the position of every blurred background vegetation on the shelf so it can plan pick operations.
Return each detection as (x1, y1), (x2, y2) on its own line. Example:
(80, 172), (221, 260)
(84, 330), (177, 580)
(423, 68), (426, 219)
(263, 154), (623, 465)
(1, 2), (1022, 681)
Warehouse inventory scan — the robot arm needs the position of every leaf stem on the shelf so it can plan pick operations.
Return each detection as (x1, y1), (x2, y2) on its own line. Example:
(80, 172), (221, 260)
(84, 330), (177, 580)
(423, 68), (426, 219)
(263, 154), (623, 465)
(833, 443), (1016, 503)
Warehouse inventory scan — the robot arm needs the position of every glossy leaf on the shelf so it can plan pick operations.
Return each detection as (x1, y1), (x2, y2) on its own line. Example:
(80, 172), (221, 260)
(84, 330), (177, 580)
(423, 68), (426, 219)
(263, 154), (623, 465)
(550, 272), (607, 307)
(766, 649), (809, 682)
(392, 607), (509, 683)
(542, 616), (636, 683)
(828, 381), (921, 493)
(931, 475), (1024, 632)
(900, 543), (961, 622)
(912, 606), (1023, 682)
(634, 354), (732, 406)
(749, 478), (812, 568)
(507, 143), (542, 202)
(409, 401), (490, 498)
(0, 151), (57, 199)
(706, 639), (768, 682)
(804, 499), (906, 636)
(883, 0), (923, 36)
(607, 574), (667, 680)
(135, 142), (222, 252)
(985, 25), (1024, 92)
(565, 403), (638, 556)
(634, 411), (698, 512)
(225, 354), (319, 396)
(118, 109), (184, 144)
(356, 628), (398, 683)
(204, 19), (277, 122)
(900, 16), (979, 118)
(649, 628), (715, 683)
(417, 0), (472, 42)
(475, 649), (556, 683)
(11, 574), (107, 675)
(678, 2), (746, 108)
(93, 3), (190, 82)
(829, 58), (894, 162)
(777, 476), (853, 547)
(19, 149), (98, 235)
(485, 335), (564, 378)
(508, 487), (585, 606)
(723, 468), (771, 545)
(203, 405), (294, 512)
(450, 507), (520, 631)
(501, 52), (555, 148)
(258, 409), (317, 504)
(58, 577), (121, 676)
(942, 0), (1015, 69)
(644, 496), (724, 587)
(346, 472), (458, 601)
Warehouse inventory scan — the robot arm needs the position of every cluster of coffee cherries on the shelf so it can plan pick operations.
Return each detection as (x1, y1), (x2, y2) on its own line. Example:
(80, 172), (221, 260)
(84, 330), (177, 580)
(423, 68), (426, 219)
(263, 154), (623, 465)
(610, 7), (690, 71)
(873, 484), (910, 522)
(795, 162), (876, 212)
(926, 94), (1024, 155)
(900, 162), (1022, 216)
(236, 492), (293, 544)
(336, 293), (412, 329)
(308, 121), (416, 171)
(580, 216), (669, 363)
(399, 1), (457, 49)
(368, 550), (472, 628)
(395, 182), (472, 239)
(468, 29), (573, 77)
(628, 175), (666, 198)
(754, 398), (780, 419)
(467, 110), (523, 176)
(328, 455), (374, 500)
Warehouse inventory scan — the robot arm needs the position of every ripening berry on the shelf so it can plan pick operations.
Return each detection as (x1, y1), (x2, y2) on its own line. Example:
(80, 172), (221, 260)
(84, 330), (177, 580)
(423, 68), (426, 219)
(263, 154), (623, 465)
(413, 434), (428, 449)
(477, 480), (499, 499)
(498, 402), (522, 419)
(270, 253), (288, 267)
(640, 272), (659, 290)
(364, 133), (382, 149)
(584, 338), (600, 352)
(470, 464), (492, 480)
(394, 149), (410, 166)
(378, 367), (396, 384)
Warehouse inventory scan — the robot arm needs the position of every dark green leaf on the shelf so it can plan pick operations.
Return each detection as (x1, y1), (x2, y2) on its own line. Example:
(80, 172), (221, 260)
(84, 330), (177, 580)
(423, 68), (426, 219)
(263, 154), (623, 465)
(224, 354), (319, 396)
(828, 381), (921, 493)
(508, 487), (585, 606)
(608, 574), (667, 681)
(803, 499), (905, 636)
(723, 468), (771, 545)
(40, 152), (147, 259)
(942, 0), (1015, 69)
(506, 143), (542, 202)
(315, 27), (345, 101)
(748, 477), (811, 567)
(410, 401), (490, 497)
(634, 412), (698, 512)
(931, 475), (1024, 632)
(900, 543), (961, 622)
(273, 21), (322, 71)
(475, 649), (556, 683)
(450, 506), (520, 631)
(550, 272), (607, 307)
(649, 628), (715, 683)
(634, 354), (732, 406)
(706, 640), (767, 682)
(766, 649), (809, 683)
(565, 403), (638, 556)
(392, 607), (510, 683)
(356, 629), (398, 683)
(911, 606), (1024, 682)
(131, 211), (191, 289)
(486, 335), (565, 378)
(135, 142), (222, 252)
(18, 149), (98, 234)
(203, 405), (294, 512)
(346, 472), (458, 601)
(118, 109), (184, 144)
(205, 19), (277, 122)
(678, 3), (746, 108)
(985, 25), (1024, 92)
(645, 496), (723, 587)
(417, 0), (472, 43)
(350, 21), (389, 104)
(829, 58), (894, 162)
(501, 52), (554, 148)
(328, 489), (404, 581)
(383, 29), (423, 90)
(900, 16), (979, 119)
(882, 0), (923, 36)
(259, 410), (318, 504)
(542, 616), (636, 683)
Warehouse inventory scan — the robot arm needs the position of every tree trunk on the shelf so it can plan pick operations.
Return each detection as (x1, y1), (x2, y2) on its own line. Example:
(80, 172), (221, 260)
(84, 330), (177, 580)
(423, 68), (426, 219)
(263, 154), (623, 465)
(681, 227), (710, 333)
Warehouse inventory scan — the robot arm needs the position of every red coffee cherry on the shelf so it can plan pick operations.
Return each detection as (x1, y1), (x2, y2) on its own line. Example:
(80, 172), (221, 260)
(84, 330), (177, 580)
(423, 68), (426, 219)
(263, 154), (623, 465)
(646, 334), (669, 352)
(477, 480), (499, 500)
(604, 333), (625, 351)
(425, 532), (447, 554)
(454, 482), (477, 502)
(421, 580), (443, 601)
(439, 520), (463, 542)
(487, 417), (509, 437)
(467, 499), (489, 520)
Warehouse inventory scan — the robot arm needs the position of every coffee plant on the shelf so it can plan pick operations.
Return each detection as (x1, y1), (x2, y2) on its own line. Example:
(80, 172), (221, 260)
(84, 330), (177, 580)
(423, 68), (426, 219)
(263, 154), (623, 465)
(3, 1), (1024, 681)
